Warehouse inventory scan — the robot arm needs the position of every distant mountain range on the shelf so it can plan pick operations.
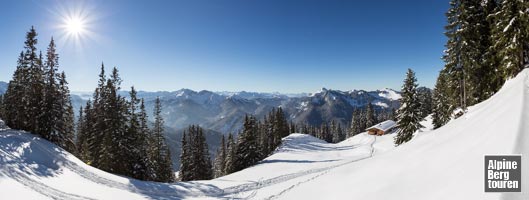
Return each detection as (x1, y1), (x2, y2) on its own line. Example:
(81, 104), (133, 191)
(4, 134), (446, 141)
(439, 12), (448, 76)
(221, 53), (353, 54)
(70, 87), (402, 134)
(0, 80), (404, 170)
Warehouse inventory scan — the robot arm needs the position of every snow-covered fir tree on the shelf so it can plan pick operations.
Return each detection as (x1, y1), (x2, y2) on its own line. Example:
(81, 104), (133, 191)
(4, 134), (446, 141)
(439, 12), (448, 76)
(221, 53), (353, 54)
(213, 135), (227, 178)
(432, 70), (453, 129)
(394, 69), (424, 146)
(365, 102), (376, 128)
(224, 133), (237, 174)
(1, 27), (74, 151)
(150, 97), (176, 182)
(490, 0), (529, 79)
(179, 125), (212, 181)
(234, 115), (262, 172)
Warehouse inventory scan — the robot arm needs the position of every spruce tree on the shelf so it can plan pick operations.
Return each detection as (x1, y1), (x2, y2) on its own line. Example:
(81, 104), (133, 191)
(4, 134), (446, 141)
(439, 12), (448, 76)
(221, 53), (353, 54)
(56, 72), (75, 152)
(490, 0), (529, 79)
(234, 115), (261, 172)
(394, 69), (424, 146)
(150, 97), (175, 182)
(432, 70), (453, 129)
(213, 135), (227, 178)
(348, 109), (361, 137)
(417, 87), (433, 118)
(365, 102), (376, 128)
(224, 133), (236, 174)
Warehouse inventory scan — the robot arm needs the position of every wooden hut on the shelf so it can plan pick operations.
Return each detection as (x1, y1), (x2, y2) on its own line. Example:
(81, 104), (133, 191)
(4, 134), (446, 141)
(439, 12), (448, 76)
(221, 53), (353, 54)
(366, 120), (396, 136)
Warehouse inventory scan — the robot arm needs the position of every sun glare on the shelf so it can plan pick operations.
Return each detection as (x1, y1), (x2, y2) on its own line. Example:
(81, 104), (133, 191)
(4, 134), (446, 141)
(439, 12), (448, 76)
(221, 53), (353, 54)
(51, 2), (100, 50)
(65, 17), (85, 35)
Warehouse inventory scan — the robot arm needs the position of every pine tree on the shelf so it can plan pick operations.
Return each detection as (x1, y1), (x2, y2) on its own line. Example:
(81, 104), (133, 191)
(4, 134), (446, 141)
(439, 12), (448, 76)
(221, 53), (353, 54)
(77, 100), (95, 163)
(150, 97), (175, 182)
(348, 109), (361, 137)
(224, 133), (236, 174)
(234, 115), (262, 172)
(42, 38), (61, 143)
(88, 64), (107, 168)
(179, 125), (212, 181)
(179, 131), (191, 181)
(2, 52), (26, 130)
(126, 87), (150, 180)
(213, 135), (227, 178)
(490, 0), (529, 79)
(365, 102), (376, 128)
(76, 105), (88, 161)
(56, 72), (75, 152)
(417, 87), (433, 118)
(394, 69), (424, 146)
(432, 70), (453, 129)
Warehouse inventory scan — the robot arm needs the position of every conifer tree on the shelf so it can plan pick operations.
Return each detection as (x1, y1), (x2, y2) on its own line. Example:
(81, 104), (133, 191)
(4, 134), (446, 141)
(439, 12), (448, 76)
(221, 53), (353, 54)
(365, 102), (376, 128)
(234, 115), (261, 172)
(348, 109), (361, 137)
(432, 70), (453, 129)
(42, 38), (61, 142)
(213, 135), (227, 178)
(490, 0), (529, 79)
(417, 87), (433, 118)
(179, 131), (191, 181)
(56, 72), (75, 152)
(394, 69), (424, 146)
(224, 133), (236, 174)
(179, 125), (211, 181)
(150, 97), (175, 182)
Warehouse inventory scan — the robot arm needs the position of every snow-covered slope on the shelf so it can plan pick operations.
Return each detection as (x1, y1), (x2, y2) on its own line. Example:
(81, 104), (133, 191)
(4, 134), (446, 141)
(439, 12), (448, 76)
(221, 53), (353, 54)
(277, 69), (529, 200)
(1, 69), (529, 199)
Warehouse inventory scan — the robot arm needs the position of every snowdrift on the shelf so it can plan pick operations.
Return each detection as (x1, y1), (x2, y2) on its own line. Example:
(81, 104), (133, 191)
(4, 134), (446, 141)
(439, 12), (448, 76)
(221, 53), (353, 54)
(1, 69), (529, 199)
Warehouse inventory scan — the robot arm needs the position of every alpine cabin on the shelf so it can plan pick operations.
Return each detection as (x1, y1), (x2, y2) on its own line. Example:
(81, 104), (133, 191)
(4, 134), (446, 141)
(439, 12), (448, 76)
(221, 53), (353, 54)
(366, 120), (396, 136)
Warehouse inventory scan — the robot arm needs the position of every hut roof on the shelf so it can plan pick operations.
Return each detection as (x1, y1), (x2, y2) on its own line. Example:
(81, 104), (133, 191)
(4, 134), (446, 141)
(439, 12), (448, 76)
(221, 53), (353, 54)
(366, 120), (396, 132)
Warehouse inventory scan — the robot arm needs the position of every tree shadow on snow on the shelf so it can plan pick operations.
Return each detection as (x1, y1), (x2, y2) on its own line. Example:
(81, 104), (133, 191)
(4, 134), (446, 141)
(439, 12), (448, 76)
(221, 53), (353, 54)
(0, 131), (68, 178)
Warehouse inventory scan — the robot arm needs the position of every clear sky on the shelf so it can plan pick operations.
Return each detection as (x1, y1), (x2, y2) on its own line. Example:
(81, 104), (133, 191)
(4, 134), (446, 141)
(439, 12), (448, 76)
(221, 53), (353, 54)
(0, 0), (449, 93)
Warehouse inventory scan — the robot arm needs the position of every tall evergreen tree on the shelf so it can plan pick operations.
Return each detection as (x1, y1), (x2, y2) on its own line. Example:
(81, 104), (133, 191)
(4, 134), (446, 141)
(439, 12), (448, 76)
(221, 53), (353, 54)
(179, 125), (212, 181)
(394, 69), (424, 146)
(417, 87), (433, 118)
(348, 109), (361, 137)
(213, 135), (227, 178)
(224, 133), (236, 174)
(490, 0), (529, 79)
(365, 102), (376, 128)
(56, 72), (75, 152)
(432, 70), (453, 129)
(179, 131), (191, 181)
(150, 97), (175, 182)
(234, 115), (261, 172)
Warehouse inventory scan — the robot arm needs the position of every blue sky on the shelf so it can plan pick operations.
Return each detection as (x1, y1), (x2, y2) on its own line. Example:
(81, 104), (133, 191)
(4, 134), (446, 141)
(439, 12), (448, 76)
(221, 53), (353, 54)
(0, 0), (448, 93)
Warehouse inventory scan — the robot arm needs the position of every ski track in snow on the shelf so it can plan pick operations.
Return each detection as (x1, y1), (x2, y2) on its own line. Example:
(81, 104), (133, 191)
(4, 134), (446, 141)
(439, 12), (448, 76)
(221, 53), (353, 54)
(1, 130), (378, 200)
(261, 136), (377, 200)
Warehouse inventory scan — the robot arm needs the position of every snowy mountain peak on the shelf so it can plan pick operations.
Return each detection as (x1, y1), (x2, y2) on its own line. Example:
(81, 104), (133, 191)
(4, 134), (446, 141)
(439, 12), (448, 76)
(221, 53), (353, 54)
(377, 88), (401, 100)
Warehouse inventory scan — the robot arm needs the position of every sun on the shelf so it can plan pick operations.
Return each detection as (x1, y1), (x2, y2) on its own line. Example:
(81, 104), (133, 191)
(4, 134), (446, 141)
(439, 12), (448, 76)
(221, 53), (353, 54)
(64, 17), (86, 36)
(51, 2), (99, 50)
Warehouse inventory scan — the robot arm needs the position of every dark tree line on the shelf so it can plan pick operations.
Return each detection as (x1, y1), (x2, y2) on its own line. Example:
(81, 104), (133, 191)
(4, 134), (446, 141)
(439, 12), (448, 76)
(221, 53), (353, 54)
(0, 27), (75, 152)
(181, 107), (289, 180)
(433, 0), (529, 129)
(76, 67), (175, 182)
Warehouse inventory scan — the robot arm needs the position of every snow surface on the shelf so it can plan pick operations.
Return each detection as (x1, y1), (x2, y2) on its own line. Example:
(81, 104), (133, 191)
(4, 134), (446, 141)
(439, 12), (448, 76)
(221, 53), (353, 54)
(1, 69), (529, 199)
